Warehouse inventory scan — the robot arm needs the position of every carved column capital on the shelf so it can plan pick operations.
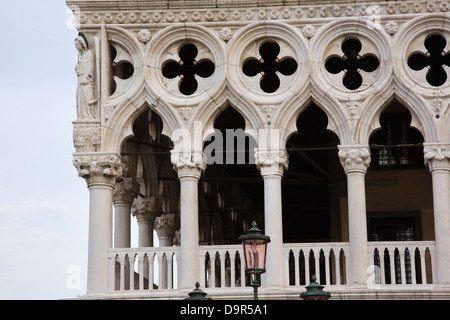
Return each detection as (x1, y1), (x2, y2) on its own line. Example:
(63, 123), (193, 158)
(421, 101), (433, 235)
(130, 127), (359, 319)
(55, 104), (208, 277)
(131, 196), (162, 223)
(255, 149), (289, 177)
(73, 153), (124, 188)
(113, 177), (140, 205)
(424, 143), (450, 172)
(170, 151), (206, 179)
(338, 145), (371, 174)
(155, 214), (179, 243)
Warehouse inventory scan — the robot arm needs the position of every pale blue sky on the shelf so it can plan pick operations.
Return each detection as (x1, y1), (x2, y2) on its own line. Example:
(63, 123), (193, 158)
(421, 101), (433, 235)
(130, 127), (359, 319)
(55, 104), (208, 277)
(0, 1), (89, 299)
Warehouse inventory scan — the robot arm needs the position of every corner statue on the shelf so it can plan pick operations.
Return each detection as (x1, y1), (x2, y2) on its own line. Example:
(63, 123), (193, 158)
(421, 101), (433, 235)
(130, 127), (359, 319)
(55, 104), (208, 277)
(75, 35), (97, 120)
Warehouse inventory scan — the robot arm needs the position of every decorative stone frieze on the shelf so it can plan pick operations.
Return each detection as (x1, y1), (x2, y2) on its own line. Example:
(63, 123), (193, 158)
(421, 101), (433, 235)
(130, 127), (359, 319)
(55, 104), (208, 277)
(113, 177), (140, 204)
(424, 143), (450, 172)
(68, 1), (450, 25)
(255, 149), (289, 177)
(73, 153), (124, 187)
(338, 145), (371, 174)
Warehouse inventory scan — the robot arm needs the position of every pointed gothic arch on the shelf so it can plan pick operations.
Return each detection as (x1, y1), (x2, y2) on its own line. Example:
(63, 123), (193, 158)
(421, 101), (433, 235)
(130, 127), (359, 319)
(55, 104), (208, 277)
(365, 100), (434, 242)
(283, 103), (346, 243)
(200, 106), (263, 245)
(357, 81), (438, 145)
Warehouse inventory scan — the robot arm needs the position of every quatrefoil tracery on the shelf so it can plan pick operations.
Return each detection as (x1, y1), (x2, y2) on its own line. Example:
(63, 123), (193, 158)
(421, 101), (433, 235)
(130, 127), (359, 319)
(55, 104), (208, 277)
(407, 34), (450, 87)
(162, 43), (215, 96)
(243, 41), (298, 93)
(325, 38), (380, 90)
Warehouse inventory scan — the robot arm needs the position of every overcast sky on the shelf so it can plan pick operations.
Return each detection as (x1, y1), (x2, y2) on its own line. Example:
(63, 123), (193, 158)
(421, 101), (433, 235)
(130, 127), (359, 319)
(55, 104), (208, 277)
(0, 1), (92, 299)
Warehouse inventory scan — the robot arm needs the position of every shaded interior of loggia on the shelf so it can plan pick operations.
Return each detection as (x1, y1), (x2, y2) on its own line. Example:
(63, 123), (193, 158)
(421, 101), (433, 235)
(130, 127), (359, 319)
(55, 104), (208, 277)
(121, 99), (434, 251)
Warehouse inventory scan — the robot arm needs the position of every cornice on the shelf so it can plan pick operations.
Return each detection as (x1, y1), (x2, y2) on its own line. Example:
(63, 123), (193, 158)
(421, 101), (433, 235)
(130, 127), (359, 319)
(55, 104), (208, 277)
(67, 0), (371, 10)
(67, 0), (450, 21)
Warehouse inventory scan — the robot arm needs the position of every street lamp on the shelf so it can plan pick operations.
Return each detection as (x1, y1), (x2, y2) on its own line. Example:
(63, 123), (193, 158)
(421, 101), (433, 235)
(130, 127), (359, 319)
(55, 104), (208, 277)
(239, 221), (271, 300)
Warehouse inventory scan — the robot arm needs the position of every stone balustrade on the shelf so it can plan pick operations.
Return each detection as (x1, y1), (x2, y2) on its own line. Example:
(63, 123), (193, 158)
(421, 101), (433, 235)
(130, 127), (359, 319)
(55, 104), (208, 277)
(107, 241), (436, 297)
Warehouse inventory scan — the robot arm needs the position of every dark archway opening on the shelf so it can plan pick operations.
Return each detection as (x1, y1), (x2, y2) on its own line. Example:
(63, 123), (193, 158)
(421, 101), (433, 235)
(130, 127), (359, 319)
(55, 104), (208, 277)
(367, 100), (433, 242)
(200, 106), (263, 245)
(120, 107), (180, 232)
(283, 103), (346, 243)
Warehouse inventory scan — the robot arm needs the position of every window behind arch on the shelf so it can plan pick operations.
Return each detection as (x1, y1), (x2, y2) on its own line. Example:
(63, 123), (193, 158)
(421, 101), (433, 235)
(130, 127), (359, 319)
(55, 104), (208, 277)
(369, 102), (425, 170)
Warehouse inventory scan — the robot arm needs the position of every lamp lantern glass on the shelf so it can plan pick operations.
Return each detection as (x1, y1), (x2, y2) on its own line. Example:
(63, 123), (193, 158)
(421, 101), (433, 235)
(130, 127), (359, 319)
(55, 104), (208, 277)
(239, 221), (270, 300)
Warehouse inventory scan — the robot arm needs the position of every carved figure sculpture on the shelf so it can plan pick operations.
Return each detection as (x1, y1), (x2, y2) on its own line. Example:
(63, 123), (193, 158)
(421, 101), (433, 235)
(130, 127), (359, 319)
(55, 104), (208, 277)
(75, 35), (97, 120)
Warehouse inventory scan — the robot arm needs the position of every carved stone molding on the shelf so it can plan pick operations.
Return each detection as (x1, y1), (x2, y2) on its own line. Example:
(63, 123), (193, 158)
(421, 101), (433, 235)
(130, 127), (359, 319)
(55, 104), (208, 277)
(113, 177), (141, 204)
(302, 24), (316, 39)
(73, 121), (101, 152)
(338, 145), (371, 174)
(178, 107), (194, 122)
(258, 105), (279, 120)
(68, 1), (450, 25)
(345, 102), (360, 120)
(218, 27), (233, 41)
(255, 149), (289, 177)
(73, 153), (124, 187)
(423, 143), (450, 172)
(131, 196), (162, 223)
(137, 29), (151, 43)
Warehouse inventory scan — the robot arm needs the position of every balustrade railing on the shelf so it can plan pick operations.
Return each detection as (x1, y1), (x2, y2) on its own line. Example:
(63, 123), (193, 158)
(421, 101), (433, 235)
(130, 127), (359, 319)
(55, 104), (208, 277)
(107, 241), (436, 293)
(367, 241), (436, 285)
(108, 247), (179, 291)
(283, 243), (350, 287)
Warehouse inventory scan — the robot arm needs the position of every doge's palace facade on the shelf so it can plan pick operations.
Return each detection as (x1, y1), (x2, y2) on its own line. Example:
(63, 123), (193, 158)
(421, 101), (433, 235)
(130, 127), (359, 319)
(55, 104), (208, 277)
(67, 0), (450, 299)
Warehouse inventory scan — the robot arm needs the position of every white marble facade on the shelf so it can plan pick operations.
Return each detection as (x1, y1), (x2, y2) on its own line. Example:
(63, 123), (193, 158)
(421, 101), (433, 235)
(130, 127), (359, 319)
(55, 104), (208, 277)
(67, 0), (450, 299)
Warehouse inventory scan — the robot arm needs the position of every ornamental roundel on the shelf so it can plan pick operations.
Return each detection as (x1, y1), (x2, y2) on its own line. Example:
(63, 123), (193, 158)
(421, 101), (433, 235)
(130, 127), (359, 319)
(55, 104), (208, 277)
(407, 34), (450, 87)
(146, 25), (226, 107)
(310, 19), (392, 99)
(238, 38), (300, 96)
(227, 22), (309, 105)
(242, 41), (298, 94)
(162, 43), (215, 96)
(393, 14), (450, 94)
(324, 38), (380, 90)
(318, 35), (383, 92)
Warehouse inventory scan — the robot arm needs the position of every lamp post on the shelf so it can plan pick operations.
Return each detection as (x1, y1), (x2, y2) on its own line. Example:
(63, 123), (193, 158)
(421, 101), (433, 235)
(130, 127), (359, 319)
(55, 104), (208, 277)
(239, 221), (271, 300)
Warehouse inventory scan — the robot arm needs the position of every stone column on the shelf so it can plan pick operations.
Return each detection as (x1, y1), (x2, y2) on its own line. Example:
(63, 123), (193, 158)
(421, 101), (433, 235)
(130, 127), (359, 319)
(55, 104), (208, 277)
(424, 143), (450, 285)
(171, 151), (206, 290)
(255, 149), (288, 289)
(131, 197), (162, 248)
(113, 177), (140, 248)
(73, 153), (124, 295)
(155, 214), (179, 289)
(338, 145), (371, 286)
